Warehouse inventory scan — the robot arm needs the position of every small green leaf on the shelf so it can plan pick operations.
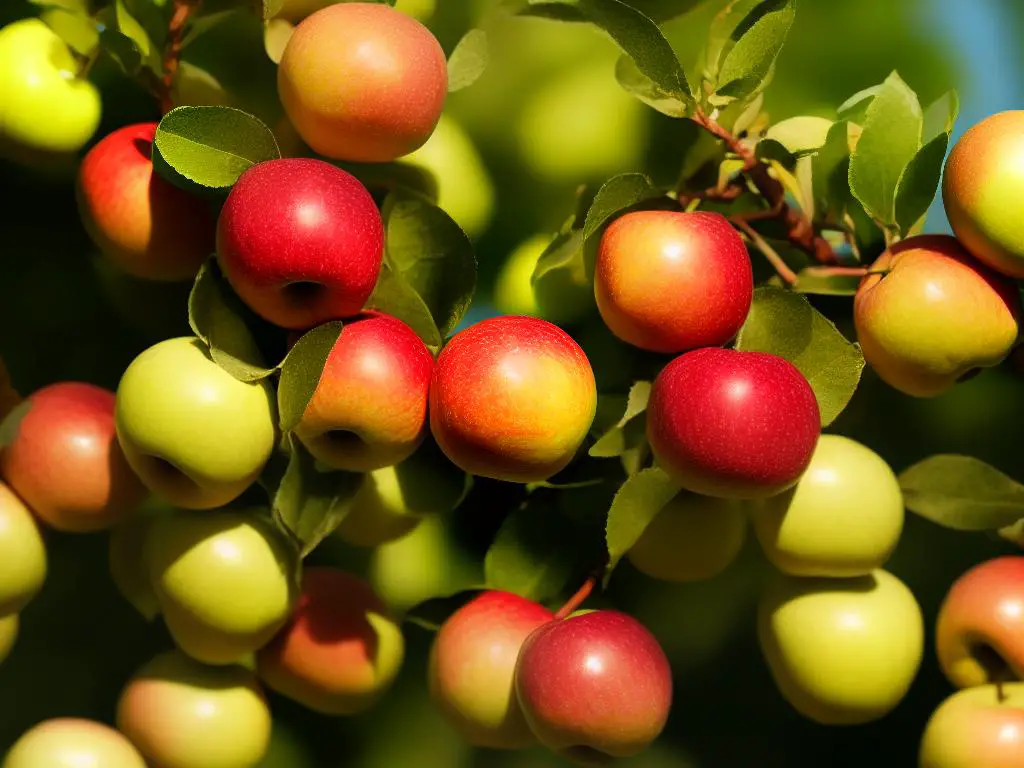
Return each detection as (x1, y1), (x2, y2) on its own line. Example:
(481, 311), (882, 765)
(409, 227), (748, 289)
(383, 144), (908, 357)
(604, 467), (681, 581)
(922, 90), (959, 142)
(40, 7), (99, 56)
(812, 120), (853, 221)
(0, 400), (31, 448)
(367, 263), (443, 351)
(98, 25), (142, 75)
(765, 115), (832, 156)
(115, 0), (161, 74)
(581, 173), (662, 277)
(899, 455), (1024, 531)
(793, 267), (861, 296)
(447, 28), (488, 92)
(894, 132), (950, 236)
(614, 54), (691, 117)
(181, 9), (241, 50)
(836, 84), (882, 123)
(277, 321), (343, 433)
(754, 138), (796, 168)
(714, 0), (795, 102)
(590, 381), (651, 458)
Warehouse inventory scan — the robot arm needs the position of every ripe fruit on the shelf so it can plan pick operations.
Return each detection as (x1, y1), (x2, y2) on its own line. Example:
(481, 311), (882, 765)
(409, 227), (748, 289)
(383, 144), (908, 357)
(115, 337), (277, 510)
(0, 482), (46, 614)
(0, 613), (18, 665)
(515, 610), (672, 764)
(751, 435), (904, 577)
(943, 111), (1024, 278)
(853, 235), (1021, 397)
(257, 568), (404, 715)
(1, 382), (147, 532)
(429, 591), (554, 749)
(77, 123), (215, 282)
(647, 348), (820, 499)
(117, 650), (271, 768)
(147, 510), (297, 665)
(757, 569), (924, 725)
(627, 492), (747, 582)
(216, 158), (384, 329)
(430, 316), (597, 483)
(277, 3), (447, 162)
(295, 313), (433, 472)
(3, 718), (146, 768)
(919, 683), (1024, 768)
(594, 211), (753, 354)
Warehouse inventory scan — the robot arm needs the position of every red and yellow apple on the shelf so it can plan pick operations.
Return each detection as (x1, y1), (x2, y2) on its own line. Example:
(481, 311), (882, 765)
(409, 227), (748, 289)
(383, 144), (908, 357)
(3, 718), (145, 768)
(0, 482), (46, 614)
(919, 683), (1024, 768)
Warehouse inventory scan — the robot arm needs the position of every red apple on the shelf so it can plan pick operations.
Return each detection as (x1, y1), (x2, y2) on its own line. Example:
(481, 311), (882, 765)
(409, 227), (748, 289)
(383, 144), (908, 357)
(429, 591), (554, 749)
(1, 382), (147, 532)
(429, 316), (597, 483)
(647, 348), (820, 499)
(216, 158), (383, 329)
(77, 123), (215, 282)
(594, 210), (753, 354)
(295, 312), (434, 472)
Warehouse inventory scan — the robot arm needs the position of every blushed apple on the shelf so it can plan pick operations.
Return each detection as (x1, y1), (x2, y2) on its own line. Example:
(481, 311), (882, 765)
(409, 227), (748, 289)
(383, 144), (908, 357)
(919, 683), (1024, 768)
(0, 613), (18, 665)
(0, 482), (46, 614)
(3, 718), (146, 768)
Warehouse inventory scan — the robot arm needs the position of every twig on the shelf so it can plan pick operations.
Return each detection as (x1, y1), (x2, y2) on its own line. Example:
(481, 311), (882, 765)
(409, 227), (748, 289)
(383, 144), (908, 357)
(160, 0), (201, 113)
(554, 572), (600, 620)
(731, 217), (798, 287)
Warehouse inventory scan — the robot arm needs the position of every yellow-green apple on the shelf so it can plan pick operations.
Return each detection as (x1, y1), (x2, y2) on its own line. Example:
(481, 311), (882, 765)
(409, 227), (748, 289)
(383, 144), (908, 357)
(256, 567), (404, 714)
(493, 234), (593, 326)
(0, 482), (45, 615)
(647, 348), (820, 499)
(595, 211), (753, 354)
(117, 650), (271, 768)
(757, 569), (924, 725)
(2, 718), (146, 768)
(627, 492), (747, 582)
(514, 610), (672, 764)
(430, 316), (597, 483)
(1, 382), (147, 532)
(147, 510), (297, 665)
(216, 158), (383, 329)
(294, 312), (433, 472)
(0, 613), (17, 665)
(943, 111), (1024, 278)
(751, 434), (904, 577)
(115, 337), (277, 509)
(108, 510), (163, 619)
(853, 235), (1021, 398)
(277, 3), (447, 162)
(919, 683), (1024, 768)
(429, 591), (554, 749)
(77, 123), (215, 282)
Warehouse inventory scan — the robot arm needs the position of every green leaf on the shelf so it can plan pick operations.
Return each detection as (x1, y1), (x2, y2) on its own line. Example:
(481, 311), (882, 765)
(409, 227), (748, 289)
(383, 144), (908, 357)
(836, 84), (882, 123)
(153, 106), (281, 191)
(392, 437), (473, 515)
(0, 400), (31, 449)
(754, 138), (796, 168)
(181, 9), (241, 50)
(812, 120), (853, 221)
(589, 381), (651, 458)
(899, 455), (1024, 531)
(765, 115), (832, 156)
(793, 267), (861, 296)
(614, 54), (691, 117)
(604, 467), (681, 581)
(735, 286), (865, 427)
(447, 28), (488, 92)
(714, 0), (795, 101)
(40, 7), (99, 56)
(335, 161), (439, 202)
(115, 0), (161, 74)
(98, 13), (142, 75)
(366, 264), (442, 351)
(894, 132), (950, 236)
(277, 321), (343, 433)
(923, 90), (960, 142)
(581, 173), (662, 277)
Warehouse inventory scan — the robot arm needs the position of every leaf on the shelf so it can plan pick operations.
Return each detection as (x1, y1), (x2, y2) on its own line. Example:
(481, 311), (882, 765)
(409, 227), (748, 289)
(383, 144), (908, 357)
(403, 589), (484, 632)
(181, 9), (241, 50)
(447, 28), (488, 92)
(793, 267), (861, 296)
(589, 381), (651, 458)
(894, 132), (950, 236)
(764, 115), (832, 156)
(262, 17), (293, 63)
(604, 467), (681, 580)
(715, 0), (795, 101)
(98, 23), (142, 75)
(335, 161), (439, 202)
(366, 264), (442, 351)
(812, 120), (853, 221)
(153, 106), (281, 191)
(40, 7), (99, 56)
(614, 54), (691, 117)
(115, 0), (161, 74)
(899, 455), (1024, 531)
(922, 89), (959, 142)
(581, 173), (662, 277)
(836, 84), (881, 122)
(735, 286), (865, 427)
(277, 321), (343, 433)
(0, 400), (31, 448)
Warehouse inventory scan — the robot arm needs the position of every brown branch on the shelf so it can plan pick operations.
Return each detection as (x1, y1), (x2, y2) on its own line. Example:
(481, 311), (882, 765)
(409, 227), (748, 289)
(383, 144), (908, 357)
(732, 217), (798, 286)
(160, 0), (201, 113)
(555, 572), (600, 620)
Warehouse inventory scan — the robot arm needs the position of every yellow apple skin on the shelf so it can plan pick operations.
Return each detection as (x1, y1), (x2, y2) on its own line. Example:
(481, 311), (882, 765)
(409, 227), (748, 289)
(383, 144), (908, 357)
(0, 613), (18, 665)
(3, 718), (146, 768)
(0, 482), (47, 615)
(751, 435), (904, 577)
(758, 569), (924, 725)
(920, 683), (1024, 768)
(627, 492), (747, 582)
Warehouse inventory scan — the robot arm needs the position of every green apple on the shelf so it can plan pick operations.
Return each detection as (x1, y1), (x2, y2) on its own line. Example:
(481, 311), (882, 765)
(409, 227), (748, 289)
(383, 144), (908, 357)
(3, 718), (146, 768)
(751, 435), (904, 577)
(0, 613), (18, 665)
(919, 683), (1024, 768)
(108, 509), (164, 620)
(0, 482), (46, 615)
(115, 337), (277, 509)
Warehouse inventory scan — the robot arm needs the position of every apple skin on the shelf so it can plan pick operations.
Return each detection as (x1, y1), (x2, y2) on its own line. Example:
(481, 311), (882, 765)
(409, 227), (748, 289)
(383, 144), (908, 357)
(2, 718), (146, 768)
(514, 609), (672, 765)
(295, 313), (434, 472)
(628, 492), (747, 582)
(853, 235), (1021, 398)
(919, 683), (1024, 768)
(0, 482), (45, 615)
(647, 348), (821, 499)
(1, 382), (148, 532)
(757, 569), (924, 725)
(256, 567), (405, 715)
(77, 123), (215, 282)
(277, 3), (447, 162)
(147, 510), (297, 665)
(0, 613), (18, 665)
(430, 316), (597, 483)
(115, 337), (277, 510)
(594, 211), (753, 354)
(751, 434), (904, 577)
(216, 158), (384, 329)
(429, 591), (554, 749)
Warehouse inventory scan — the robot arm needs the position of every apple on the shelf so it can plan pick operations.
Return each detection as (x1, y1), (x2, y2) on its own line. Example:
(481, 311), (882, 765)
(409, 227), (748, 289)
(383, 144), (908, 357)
(147, 510), (297, 665)
(757, 569), (924, 725)
(295, 312), (434, 472)
(256, 567), (404, 715)
(2, 718), (146, 768)
(594, 211), (753, 354)
(647, 348), (821, 499)
(0, 613), (18, 665)
(216, 158), (383, 329)
(514, 609), (672, 764)
(492, 234), (594, 327)
(750, 434), (904, 577)
(429, 591), (554, 749)
(430, 316), (597, 483)
(1, 381), (147, 532)
(0, 482), (45, 615)
(277, 3), (447, 162)
(919, 683), (1024, 768)
(853, 234), (1021, 397)
(627, 492), (747, 582)
(76, 123), (215, 282)
(115, 337), (277, 510)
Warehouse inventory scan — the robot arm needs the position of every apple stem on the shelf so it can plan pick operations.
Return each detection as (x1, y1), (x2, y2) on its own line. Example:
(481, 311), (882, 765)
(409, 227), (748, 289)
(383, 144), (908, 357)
(731, 217), (799, 287)
(159, 0), (201, 114)
(554, 572), (600, 620)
